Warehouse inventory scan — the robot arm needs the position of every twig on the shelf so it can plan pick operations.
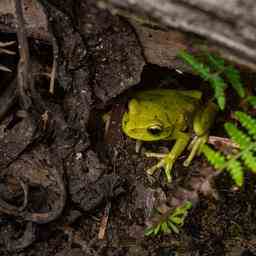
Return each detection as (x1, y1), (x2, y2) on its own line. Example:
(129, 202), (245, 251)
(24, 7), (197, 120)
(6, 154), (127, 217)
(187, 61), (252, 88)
(98, 202), (111, 240)
(0, 65), (12, 72)
(41, 111), (49, 130)
(14, 0), (31, 109)
(208, 135), (239, 148)
(49, 33), (58, 94)
(0, 41), (16, 55)
(0, 41), (16, 72)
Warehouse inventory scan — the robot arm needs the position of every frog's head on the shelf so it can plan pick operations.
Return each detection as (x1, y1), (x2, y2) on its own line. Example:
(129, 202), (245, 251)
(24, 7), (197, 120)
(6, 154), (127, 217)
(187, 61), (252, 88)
(122, 99), (174, 141)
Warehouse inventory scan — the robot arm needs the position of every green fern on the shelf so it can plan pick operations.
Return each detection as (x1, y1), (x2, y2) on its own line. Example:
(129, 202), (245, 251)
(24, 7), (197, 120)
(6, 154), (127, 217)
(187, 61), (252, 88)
(145, 201), (192, 236)
(225, 66), (245, 98)
(235, 111), (256, 138)
(202, 111), (256, 186)
(208, 75), (226, 110)
(177, 50), (212, 80)
(205, 53), (245, 98)
(178, 50), (245, 110)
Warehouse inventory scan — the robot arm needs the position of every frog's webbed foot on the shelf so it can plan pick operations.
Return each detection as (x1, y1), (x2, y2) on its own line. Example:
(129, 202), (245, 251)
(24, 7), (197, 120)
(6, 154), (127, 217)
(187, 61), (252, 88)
(183, 134), (208, 167)
(146, 154), (175, 183)
(146, 131), (190, 183)
(184, 101), (218, 167)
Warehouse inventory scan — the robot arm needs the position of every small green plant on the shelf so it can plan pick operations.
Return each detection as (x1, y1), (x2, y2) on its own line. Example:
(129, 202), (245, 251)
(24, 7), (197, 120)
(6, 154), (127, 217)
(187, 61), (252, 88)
(178, 50), (245, 110)
(145, 201), (192, 236)
(202, 111), (256, 186)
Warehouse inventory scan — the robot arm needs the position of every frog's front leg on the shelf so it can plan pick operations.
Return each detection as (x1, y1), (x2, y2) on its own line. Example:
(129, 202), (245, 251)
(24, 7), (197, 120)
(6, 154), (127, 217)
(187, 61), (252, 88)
(183, 101), (218, 167)
(147, 130), (190, 182)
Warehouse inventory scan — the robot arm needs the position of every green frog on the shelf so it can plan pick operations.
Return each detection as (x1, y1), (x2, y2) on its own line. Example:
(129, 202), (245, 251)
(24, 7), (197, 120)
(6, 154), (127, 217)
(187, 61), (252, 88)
(122, 89), (217, 182)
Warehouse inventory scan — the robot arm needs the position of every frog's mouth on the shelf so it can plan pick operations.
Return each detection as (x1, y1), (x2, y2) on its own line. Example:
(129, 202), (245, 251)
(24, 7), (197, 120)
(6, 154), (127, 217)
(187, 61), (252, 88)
(125, 126), (173, 141)
(122, 112), (174, 141)
(133, 128), (172, 141)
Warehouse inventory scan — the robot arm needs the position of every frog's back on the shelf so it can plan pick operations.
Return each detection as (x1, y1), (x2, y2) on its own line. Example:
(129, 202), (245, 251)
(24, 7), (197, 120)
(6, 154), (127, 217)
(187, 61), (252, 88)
(134, 89), (201, 113)
(134, 89), (202, 101)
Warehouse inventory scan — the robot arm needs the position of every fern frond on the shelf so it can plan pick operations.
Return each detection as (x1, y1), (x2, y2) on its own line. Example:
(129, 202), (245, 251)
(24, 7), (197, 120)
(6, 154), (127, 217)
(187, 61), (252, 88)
(205, 54), (244, 98)
(153, 223), (161, 235)
(209, 75), (226, 110)
(224, 122), (252, 149)
(178, 50), (245, 110)
(235, 111), (256, 139)
(144, 227), (154, 236)
(178, 50), (211, 80)
(166, 201), (192, 234)
(161, 222), (171, 234)
(145, 201), (192, 236)
(241, 151), (256, 173)
(168, 221), (179, 234)
(225, 66), (245, 98)
(226, 159), (244, 187)
(202, 144), (226, 169)
(206, 53), (225, 71)
(203, 112), (256, 186)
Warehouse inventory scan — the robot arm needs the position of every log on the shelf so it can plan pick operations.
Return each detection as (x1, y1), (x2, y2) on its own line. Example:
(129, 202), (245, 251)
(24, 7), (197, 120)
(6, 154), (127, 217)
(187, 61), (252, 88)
(101, 0), (256, 70)
(0, 0), (48, 41)
(1, 0), (256, 70)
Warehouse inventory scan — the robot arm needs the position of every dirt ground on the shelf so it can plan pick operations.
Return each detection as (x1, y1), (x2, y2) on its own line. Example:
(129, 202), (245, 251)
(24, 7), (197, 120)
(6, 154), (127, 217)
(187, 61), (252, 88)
(1, 0), (256, 255)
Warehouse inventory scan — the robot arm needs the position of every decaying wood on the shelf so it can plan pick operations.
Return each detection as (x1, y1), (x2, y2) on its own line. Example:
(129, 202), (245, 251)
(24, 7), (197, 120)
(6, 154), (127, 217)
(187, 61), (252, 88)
(15, 0), (32, 110)
(0, 0), (48, 41)
(130, 21), (195, 71)
(102, 0), (256, 70)
(1, 0), (256, 71)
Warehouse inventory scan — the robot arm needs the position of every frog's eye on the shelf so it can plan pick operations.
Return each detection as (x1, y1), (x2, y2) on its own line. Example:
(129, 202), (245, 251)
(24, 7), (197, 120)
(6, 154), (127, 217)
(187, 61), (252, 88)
(147, 124), (163, 135)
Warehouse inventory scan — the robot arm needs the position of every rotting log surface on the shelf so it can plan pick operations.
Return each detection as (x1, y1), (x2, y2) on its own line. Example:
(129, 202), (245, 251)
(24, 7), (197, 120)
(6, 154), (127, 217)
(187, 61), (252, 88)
(1, 0), (256, 70)
(103, 0), (256, 69)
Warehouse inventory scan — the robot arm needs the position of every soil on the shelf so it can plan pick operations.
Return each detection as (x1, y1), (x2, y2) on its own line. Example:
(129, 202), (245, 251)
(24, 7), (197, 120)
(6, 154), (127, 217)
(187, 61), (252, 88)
(0, 0), (256, 255)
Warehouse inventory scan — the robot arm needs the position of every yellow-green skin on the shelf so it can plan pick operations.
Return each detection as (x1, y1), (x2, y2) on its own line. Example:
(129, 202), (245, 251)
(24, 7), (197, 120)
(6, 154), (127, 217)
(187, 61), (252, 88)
(122, 89), (217, 182)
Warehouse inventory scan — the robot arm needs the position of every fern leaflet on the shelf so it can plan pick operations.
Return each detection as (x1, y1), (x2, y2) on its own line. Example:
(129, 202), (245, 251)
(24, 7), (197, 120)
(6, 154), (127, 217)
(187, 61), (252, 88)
(206, 52), (225, 71)
(178, 50), (211, 80)
(225, 66), (245, 98)
(209, 75), (226, 110)
(235, 111), (256, 139)
(202, 111), (256, 187)
(224, 122), (252, 149)
(241, 151), (256, 173)
(226, 158), (244, 187)
(145, 201), (192, 236)
(202, 144), (226, 169)
(205, 53), (245, 99)
(178, 50), (245, 110)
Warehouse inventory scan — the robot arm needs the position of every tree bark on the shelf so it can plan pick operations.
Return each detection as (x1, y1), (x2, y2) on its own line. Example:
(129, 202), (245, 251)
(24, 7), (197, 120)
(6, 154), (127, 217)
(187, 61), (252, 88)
(102, 0), (256, 70)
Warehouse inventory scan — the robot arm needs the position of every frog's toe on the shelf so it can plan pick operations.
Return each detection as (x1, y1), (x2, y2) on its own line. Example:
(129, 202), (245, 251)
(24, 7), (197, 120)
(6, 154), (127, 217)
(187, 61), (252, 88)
(145, 152), (167, 158)
(146, 157), (174, 183)
(187, 136), (197, 151)
(183, 135), (208, 167)
(163, 160), (173, 183)
(146, 161), (163, 176)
